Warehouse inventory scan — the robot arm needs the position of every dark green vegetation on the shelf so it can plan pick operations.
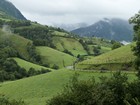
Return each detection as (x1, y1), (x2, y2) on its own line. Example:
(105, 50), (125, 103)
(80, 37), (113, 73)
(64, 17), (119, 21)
(47, 72), (140, 105)
(71, 18), (133, 41)
(129, 11), (140, 78)
(0, 0), (26, 20)
(0, 94), (26, 105)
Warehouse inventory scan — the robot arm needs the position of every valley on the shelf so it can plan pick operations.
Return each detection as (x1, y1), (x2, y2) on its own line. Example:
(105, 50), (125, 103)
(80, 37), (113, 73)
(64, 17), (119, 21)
(0, 0), (140, 105)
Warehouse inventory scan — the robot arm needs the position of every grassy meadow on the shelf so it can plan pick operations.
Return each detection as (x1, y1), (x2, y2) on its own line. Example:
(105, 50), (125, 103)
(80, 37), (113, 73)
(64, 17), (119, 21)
(0, 69), (137, 105)
(12, 57), (52, 71)
(36, 46), (76, 68)
(52, 36), (87, 56)
(52, 31), (69, 37)
(77, 43), (135, 70)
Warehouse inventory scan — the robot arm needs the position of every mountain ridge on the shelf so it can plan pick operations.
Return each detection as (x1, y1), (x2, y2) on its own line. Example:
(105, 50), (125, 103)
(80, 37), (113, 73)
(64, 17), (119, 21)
(0, 0), (26, 20)
(71, 18), (133, 41)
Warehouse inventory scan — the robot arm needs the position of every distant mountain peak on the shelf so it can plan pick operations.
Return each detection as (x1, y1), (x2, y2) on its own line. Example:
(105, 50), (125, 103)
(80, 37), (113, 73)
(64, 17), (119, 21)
(53, 22), (88, 31)
(71, 18), (133, 41)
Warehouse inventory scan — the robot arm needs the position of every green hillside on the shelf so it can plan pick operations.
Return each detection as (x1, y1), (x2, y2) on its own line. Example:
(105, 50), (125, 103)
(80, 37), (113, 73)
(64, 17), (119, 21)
(77, 43), (135, 70)
(36, 46), (76, 68)
(0, 29), (32, 60)
(52, 36), (87, 56)
(0, 69), (136, 105)
(88, 45), (111, 55)
(52, 31), (69, 37)
(12, 57), (52, 71)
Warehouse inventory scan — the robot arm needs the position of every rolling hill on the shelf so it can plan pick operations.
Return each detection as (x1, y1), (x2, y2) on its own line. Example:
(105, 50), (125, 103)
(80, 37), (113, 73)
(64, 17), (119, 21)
(71, 18), (133, 41)
(36, 46), (76, 68)
(77, 43), (135, 70)
(52, 36), (87, 56)
(0, 28), (32, 60)
(12, 57), (52, 71)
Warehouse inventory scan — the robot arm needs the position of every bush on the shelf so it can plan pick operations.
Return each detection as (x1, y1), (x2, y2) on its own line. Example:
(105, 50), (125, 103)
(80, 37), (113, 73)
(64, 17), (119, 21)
(52, 64), (59, 70)
(41, 68), (51, 73)
(63, 49), (73, 56)
(93, 46), (101, 56)
(112, 42), (122, 50)
(0, 94), (26, 105)
(47, 72), (140, 105)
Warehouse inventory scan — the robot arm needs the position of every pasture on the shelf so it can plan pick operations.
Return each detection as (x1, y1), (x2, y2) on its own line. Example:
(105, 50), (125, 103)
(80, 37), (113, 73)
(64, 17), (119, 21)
(12, 57), (52, 71)
(36, 46), (76, 68)
(77, 43), (135, 70)
(0, 69), (137, 105)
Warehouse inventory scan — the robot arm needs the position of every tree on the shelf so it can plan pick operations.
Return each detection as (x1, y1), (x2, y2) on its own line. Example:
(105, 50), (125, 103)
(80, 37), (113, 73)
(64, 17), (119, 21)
(129, 11), (140, 78)
(52, 64), (59, 70)
(93, 46), (101, 56)
(112, 42), (122, 50)
(47, 72), (129, 105)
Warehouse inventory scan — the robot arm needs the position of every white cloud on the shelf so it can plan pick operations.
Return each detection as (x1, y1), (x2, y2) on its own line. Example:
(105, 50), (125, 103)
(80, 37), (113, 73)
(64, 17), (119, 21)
(10, 0), (140, 25)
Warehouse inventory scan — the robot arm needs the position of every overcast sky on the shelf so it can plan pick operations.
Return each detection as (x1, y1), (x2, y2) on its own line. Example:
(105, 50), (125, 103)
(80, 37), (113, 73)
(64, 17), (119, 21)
(10, 0), (140, 25)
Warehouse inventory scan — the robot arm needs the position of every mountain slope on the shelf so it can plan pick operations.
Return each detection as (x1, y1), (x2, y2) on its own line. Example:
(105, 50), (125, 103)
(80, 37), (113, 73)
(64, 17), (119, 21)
(0, 0), (26, 20)
(71, 18), (133, 41)
(0, 28), (32, 60)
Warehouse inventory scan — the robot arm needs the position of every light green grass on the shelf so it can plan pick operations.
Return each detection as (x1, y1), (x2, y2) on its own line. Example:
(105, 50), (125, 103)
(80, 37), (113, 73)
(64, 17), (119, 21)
(80, 43), (135, 65)
(52, 36), (87, 56)
(36, 46), (76, 68)
(52, 31), (69, 37)
(101, 46), (112, 53)
(12, 57), (52, 71)
(77, 43), (135, 70)
(0, 69), (137, 105)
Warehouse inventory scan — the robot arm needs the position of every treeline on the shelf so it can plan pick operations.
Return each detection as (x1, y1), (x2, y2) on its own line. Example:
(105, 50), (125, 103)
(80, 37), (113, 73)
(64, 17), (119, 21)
(47, 72), (140, 105)
(14, 25), (56, 48)
(79, 39), (90, 54)
(0, 19), (31, 28)
(0, 59), (51, 82)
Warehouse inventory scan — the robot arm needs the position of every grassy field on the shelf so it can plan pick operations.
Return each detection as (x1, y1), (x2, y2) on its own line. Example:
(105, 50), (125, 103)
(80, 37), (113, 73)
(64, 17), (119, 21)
(36, 46), (76, 68)
(77, 43), (135, 70)
(12, 57), (52, 71)
(52, 31), (69, 37)
(0, 69), (137, 105)
(52, 36), (87, 56)
(101, 46), (112, 53)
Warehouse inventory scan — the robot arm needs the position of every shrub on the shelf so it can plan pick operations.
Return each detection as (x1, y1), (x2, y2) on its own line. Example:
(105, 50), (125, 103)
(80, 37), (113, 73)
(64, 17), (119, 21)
(47, 72), (140, 105)
(52, 64), (59, 70)
(0, 94), (26, 105)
